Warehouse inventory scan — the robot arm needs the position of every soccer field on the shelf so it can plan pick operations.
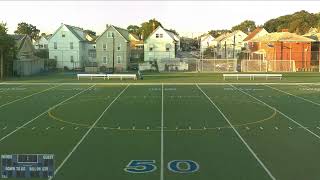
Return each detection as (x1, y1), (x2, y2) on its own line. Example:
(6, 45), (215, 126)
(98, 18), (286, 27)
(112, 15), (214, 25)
(1, 83), (320, 180)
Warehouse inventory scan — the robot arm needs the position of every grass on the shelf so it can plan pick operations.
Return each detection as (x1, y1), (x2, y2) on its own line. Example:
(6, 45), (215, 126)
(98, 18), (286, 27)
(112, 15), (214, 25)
(1, 83), (320, 179)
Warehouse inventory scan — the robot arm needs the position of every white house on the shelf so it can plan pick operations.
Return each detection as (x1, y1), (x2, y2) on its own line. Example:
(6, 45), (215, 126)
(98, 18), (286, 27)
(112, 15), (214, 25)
(34, 35), (51, 49)
(48, 23), (96, 70)
(215, 30), (247, 59)
(200, 34), (216, 52)
(144, 26), (180, 62)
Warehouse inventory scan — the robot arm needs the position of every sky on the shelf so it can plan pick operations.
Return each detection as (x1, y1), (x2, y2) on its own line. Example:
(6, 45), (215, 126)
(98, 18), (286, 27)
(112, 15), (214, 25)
(0, 1), (320, 37)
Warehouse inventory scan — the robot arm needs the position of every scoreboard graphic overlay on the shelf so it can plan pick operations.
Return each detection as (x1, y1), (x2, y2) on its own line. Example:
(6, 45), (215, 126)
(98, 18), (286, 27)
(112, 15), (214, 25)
(1, 154), (54, 178)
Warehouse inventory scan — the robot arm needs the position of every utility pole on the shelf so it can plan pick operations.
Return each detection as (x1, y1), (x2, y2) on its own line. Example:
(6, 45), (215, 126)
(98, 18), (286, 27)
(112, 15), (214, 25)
(224, 41), (227, 59)
(0, 47), (3, 79)
(233, 35), (235, 59)
(112, 33), (115, 73)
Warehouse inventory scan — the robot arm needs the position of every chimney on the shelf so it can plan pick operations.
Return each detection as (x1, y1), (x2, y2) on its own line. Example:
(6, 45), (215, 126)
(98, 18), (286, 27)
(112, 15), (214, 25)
(106, 24), (110, 29)
(281, 29), (289, 32)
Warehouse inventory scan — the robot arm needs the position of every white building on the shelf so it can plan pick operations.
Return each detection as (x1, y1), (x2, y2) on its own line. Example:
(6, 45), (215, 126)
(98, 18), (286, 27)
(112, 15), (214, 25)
(144, 26), (180, 61)
(48, 23), (96, 70)
(34, 35), (51, 49)
(200, 34), (216, 52)
(215, 30), (247, 59)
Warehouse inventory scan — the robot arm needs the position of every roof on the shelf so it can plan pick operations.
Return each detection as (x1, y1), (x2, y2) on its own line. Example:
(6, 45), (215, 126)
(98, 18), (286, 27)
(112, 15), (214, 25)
(200, 34), (214, 41)
(146, 26), (180, 42)
(96, 25), (130, 42)
(250, 32), (315, 42)
(303, 28), (320, 41)
(215, 33), (230, 42)
(129, 33), (140, 41)
(243, 28), (264, 41)
(50, 23), (95, 42)
(9, 34), (28, 50)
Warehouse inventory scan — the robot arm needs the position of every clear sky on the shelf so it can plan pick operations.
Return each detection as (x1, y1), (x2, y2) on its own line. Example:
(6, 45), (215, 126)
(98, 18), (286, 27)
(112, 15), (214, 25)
(0, 1), (320, 37)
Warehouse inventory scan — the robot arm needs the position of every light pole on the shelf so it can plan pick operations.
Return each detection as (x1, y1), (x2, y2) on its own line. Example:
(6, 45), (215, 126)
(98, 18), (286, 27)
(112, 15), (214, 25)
(112, 33), (115, 73)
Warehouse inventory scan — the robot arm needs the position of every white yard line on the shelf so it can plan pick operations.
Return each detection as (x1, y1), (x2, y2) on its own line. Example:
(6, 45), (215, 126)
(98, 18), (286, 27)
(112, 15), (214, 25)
(231, 84), (320, 140)
(0, 85), (61, 109)
(264, 84), (320, 106)
(160, 83), (164, 180)
(196, 84), (276, 180)
(50, 84), (130, 180)
(0, 84), (96, 143)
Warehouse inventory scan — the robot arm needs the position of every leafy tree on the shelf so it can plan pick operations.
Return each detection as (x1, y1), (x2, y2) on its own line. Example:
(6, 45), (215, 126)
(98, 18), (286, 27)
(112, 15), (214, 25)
(231, 20), (256, 34)
(138, 19), (162, 40)
(264, 10), (320, 34)
(0, 22), (15, 79)
(14, 22), (40, 40)
(208, 30), (231, 38)
(127, 25), (140, 35)
(167, 29), (179, 36)
(84, 30), (96, 37)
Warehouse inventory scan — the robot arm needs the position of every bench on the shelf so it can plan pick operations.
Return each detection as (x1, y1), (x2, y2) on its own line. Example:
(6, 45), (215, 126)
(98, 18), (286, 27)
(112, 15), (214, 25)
(106, 74), (137, 80)
(77, 74), (107, 80)
(223, 74), (282, 80)
(77, 74), (137, 80)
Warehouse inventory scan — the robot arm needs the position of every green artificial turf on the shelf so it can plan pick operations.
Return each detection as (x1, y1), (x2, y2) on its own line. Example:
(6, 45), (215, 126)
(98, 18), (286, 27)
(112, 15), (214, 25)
(0, 83), (320, 180)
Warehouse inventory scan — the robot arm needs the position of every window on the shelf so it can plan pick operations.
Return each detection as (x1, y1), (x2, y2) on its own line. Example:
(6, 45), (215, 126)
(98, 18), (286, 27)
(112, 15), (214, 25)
(54, 56), (58, 61)
(108, 32), (114, 38)
(166, 47), (170, 51)
(88, 50), (96, 58)
(117, 56), (121, 64)
(149, 47), (153, 51)
(103, 43), (107, 50)
(117, 44), (121, 51)
(54, 42), (57, 49)
(70, 56), (74, 62)
(103, 57), (107, 64)
(62, 34), (65, 37)
(70, 42), (73, 49)
(44, 44), (48, 49)
(156, 34), (159, 38)
(160, 34), (163, 38)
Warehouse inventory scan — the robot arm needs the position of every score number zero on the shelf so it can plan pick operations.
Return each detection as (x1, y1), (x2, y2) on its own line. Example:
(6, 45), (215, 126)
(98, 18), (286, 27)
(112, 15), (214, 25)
(124, 160), (199, 174)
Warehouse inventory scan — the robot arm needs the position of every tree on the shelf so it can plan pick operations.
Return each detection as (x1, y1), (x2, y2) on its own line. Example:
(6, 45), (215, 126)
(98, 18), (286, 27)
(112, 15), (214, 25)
(167, 29), (179, 36)
(138, 19), (162, 40)
(231, 20), (256, 34)
(208, 29), (231, 38)
(264, 10), (320, 34)
(14, 22), (40, 40)
(127, 25), (140, 35)
(84, 30), (96, 37)
(0, 22), (15, 79)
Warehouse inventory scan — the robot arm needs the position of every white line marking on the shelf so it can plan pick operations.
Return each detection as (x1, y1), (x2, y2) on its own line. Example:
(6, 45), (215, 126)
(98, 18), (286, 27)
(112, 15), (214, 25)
(197, 84), (276, 180)
(0, 85), (60, 109)
(74, 127), (79, 130)
(317, 127), (320, 130)
(31, 127), (36, 130)
(2, 126), (7, 130)
(46, 127), (50, 130)
(0, 85), (96, 143)
(231, 85), (320, 141)
(60, 127), (65, 130)
(289, 127), (293, 130)
(51, 84), (130, 179)
(260, 127), (263, 130)
(265, 85), (320, 107)
(275, 127), (278, 130)
(160, 83), (164, 180)
(246, 127), (250, 130)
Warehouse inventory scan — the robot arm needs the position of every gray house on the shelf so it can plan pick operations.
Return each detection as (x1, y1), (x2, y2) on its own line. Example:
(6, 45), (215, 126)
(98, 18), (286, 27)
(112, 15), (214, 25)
(96, 25), (131, 72)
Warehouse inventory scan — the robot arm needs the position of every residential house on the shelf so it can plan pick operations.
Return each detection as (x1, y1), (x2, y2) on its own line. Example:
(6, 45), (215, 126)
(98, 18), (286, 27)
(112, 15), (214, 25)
(96, 24), (131, 72)
(248, 30), (315, 70)
(34, 34), (51, 49)
(242, 27), (269, 60)
(144, 26), (180, 62)
(303, 28), (320, 65)
(129, 33), (144, 62)
(200, 34), (216, 53)
(11, 34), (44, 76)
(215, 30), (247, 59)
(48, 23), (96, 70)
